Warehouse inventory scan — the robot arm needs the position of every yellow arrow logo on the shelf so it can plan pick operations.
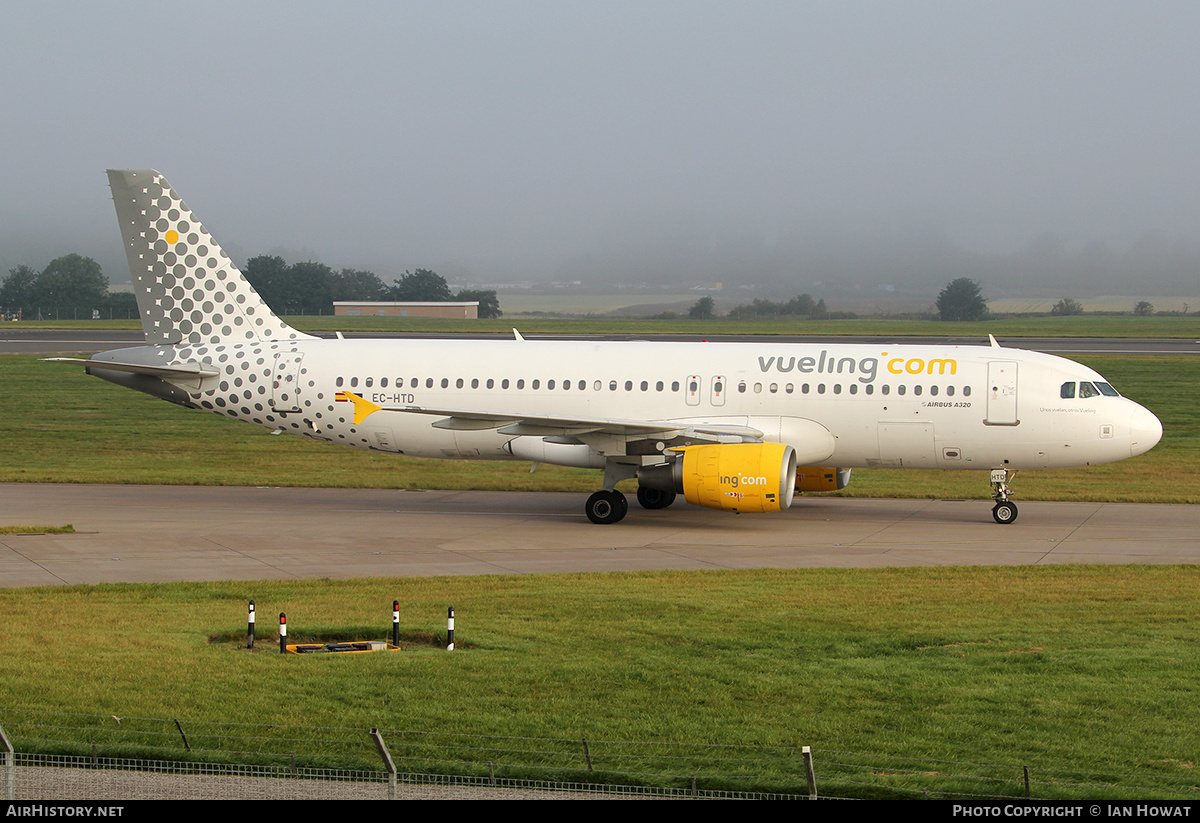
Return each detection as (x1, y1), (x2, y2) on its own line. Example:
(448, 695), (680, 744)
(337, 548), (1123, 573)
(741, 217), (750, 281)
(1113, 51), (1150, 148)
(335, 391), (382, 424)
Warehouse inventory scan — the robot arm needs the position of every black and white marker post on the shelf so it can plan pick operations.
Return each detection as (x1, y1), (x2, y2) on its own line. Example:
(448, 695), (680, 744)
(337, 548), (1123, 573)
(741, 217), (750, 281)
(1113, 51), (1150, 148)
(279, 612), (287, 654)
(247, 600), (255, 649)
(392, 600), (400, 647)
(446, 606), (455, 651)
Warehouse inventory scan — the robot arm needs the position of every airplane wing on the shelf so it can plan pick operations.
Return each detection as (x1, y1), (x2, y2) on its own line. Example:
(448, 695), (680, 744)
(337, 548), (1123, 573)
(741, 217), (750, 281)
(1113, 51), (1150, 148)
(334, 392), (763, 441)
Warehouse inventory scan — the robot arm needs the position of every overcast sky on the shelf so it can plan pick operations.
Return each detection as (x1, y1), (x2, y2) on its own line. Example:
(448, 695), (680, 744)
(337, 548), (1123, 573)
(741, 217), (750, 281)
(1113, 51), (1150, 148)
(3, 1), (1198, 286)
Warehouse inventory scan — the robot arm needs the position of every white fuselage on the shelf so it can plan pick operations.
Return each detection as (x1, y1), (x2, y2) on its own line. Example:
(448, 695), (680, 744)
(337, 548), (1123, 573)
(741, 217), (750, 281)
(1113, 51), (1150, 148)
(148, 337), (1160, 473)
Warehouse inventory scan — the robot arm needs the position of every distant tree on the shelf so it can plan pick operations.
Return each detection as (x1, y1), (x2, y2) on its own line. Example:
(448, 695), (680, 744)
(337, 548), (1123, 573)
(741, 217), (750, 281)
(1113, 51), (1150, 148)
(244, 257), (336, 314)
(782, 294), (816, 316)
(455, 288), (502, 319)
(728, 298), (792, 319)
(1050, 297), (1084, 316)
(688, 296), (715, 319)
(936, 278), (988, 321)
(243, 255), (291, 311)
(1134, 300), (1154, 316)
(329, 268), (386, 302)
(0, 264), (39, 315)
(285, 261), (335, 315)
(31, 254), (108, 317)
(101, 291), (139, 319)
(386, 268), (452, 302)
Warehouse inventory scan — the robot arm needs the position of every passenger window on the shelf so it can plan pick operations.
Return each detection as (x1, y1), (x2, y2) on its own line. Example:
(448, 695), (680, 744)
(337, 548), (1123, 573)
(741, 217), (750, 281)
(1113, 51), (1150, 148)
(963, 386), (971, 397)
(516, 379), (525, 389)
(380, 378), (388, 388)
(785, 383), (794, 394)
(849, 384), (857, 395)
(672, 381), (680, 392)
(1061, 382), (1076, 399)
(547, 380), (555, 389)
(365, 377), (373, 387)
(487, 379), (494, 389)
(769, 383), (778, 393)
(626, 381), (634, 391)
(502, 379), (510, 389)
(532, 380), (540, 390)
(738, 382), (747, 393)
(610, 381), (617, 391)
(456, 378), (464, 389)
(641, 381), (648, 391)
(336, 377), (344, 387)
(441, 378), (449, 388)
(656, 381), (664, 391)
(946, 385), (954, 396)
(471, 378), (479, 389)
(426, 378), (433, 388)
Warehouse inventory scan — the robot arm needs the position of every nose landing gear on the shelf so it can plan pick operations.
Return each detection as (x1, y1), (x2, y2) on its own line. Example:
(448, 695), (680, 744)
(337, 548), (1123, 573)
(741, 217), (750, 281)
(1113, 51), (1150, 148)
(990, 468), (1018, 524)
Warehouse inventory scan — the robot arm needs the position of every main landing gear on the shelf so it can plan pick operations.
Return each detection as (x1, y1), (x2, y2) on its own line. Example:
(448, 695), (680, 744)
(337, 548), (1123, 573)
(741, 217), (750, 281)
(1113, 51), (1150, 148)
(990, 468), (1018, 524)
(586, 485), (677, 523)
(585, 490), (628, 524)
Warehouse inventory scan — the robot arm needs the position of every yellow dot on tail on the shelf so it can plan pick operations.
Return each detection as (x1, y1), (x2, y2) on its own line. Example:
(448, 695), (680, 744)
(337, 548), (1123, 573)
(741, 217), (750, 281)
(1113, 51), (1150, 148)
(165, 230), (179, 244)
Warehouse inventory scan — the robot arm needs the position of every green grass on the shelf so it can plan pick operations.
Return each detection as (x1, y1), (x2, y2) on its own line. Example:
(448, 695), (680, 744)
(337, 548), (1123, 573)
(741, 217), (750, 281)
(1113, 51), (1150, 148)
(0, 524), (73, 534)
(1, 567), (1198, 798)
(5, 353), (1195, 502)
(10, 313), (1200, 337)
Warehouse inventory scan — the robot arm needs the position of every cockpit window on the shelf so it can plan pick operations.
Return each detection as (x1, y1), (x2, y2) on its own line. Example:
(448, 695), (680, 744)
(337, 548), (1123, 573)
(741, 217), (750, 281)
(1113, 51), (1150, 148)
(1095, 382), (1120, 397)
(1079, 381), (1100, 398)
(1060, 382), (1076, 399)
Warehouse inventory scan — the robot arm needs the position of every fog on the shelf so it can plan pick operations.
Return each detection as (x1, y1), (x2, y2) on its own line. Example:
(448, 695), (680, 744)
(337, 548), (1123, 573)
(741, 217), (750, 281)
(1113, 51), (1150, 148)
(2, 2), (1198, 299)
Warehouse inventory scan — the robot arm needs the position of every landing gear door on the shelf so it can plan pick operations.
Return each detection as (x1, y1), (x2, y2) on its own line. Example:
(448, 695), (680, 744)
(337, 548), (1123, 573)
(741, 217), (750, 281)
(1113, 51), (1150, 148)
(986, 360), (1018, 425)
(271, 352), (303, 413)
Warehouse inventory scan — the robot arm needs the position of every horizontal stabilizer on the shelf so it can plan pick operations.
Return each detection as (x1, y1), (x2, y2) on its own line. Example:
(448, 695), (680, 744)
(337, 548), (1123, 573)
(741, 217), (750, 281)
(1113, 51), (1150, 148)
(44, 357), (219, 379)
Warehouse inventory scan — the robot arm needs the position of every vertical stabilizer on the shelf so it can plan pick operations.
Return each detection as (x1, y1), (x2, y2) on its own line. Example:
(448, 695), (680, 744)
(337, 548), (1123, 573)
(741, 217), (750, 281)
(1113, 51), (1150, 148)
(107, 169), (313, 346)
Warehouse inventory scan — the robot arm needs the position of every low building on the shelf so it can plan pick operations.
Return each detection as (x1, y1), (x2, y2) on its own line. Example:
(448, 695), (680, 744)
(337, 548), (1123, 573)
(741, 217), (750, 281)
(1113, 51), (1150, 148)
(333, 301), (479, 319)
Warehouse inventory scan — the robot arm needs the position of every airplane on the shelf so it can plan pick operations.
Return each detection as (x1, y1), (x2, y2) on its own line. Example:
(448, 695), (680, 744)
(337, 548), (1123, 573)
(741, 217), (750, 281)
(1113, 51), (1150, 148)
(50, 170), (1163, 525)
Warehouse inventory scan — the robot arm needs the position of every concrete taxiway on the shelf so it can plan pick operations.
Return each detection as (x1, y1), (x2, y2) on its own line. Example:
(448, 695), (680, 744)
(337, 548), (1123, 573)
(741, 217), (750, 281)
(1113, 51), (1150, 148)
(2, 484), (1197, 587)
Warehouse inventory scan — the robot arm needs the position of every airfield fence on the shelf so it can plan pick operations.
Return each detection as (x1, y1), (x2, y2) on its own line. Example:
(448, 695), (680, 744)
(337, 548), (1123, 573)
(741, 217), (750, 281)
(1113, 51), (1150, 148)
(1, 710), (1197, 801)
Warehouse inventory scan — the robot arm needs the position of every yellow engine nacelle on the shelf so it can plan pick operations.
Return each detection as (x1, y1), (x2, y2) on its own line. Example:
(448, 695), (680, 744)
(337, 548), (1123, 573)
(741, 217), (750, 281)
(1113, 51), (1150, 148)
(674, 443), (798, 513)
(794, 467), (852, 492)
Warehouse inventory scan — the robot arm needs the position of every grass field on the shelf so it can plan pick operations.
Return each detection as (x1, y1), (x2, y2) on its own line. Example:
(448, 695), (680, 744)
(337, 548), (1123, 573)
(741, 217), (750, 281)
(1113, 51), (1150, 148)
(9, 312), (1200, 337)
(3, 339), (1199, 797)
(4, 353), (1195, 502)
(1, 566), (1198, 798)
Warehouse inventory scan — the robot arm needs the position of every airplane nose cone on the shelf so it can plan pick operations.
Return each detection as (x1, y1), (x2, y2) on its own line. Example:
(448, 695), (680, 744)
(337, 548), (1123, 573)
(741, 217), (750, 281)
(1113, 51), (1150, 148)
(1130, 405), (1163, 457)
